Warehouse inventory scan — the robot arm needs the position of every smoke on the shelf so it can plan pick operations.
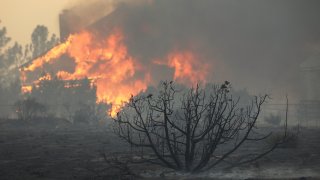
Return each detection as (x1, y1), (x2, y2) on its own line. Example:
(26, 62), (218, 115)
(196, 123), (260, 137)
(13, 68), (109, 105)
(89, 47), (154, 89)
(60, 0), (153, 35)
(62, 0), (320, 99)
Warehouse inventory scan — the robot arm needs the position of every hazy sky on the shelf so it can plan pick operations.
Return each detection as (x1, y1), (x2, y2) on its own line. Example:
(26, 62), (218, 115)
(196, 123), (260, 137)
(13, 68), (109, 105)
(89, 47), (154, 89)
(0, 0), (70, 44)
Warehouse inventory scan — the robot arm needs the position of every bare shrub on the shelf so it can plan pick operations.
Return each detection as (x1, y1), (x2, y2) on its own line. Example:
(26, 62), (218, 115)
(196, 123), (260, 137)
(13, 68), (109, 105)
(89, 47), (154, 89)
(266, 130), (299, 149)
(113, 81), (288, 173)
(14, 98), (46, 121)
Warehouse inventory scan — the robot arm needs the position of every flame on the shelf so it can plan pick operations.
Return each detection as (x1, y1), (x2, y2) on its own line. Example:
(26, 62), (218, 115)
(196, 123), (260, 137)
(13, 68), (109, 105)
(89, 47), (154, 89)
(22, 29), (150, 117)
(168, 51), (209, 85)
(155, 50), (210, 86)
(37, 73), (52, 82)
(21, 28), (210, 117)
(23, 35), (74, 72)
(21, 85), (32, 94)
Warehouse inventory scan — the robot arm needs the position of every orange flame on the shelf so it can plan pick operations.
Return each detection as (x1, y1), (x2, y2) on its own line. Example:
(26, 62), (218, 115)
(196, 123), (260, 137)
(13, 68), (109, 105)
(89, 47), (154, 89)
(23, 35), (74, 72)
(37, 73), (52, 82)
(155, 50), (210, 86)
(22, 29), (150, 117)
(21, 85), (32, 94)
(21, 28), (210, 117)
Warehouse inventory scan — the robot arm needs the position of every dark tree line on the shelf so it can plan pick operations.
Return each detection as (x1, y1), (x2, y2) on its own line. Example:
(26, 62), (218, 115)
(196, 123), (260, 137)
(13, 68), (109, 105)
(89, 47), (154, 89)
(0, 25), (58, 118)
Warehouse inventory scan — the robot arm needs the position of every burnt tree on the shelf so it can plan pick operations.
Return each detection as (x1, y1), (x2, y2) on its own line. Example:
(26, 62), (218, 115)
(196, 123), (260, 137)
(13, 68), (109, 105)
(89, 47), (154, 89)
(114, 81), (288, 173)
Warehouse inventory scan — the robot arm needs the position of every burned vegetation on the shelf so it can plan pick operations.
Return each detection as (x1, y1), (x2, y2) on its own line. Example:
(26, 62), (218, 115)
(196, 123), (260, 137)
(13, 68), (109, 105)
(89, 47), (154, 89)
(113, 81), (291, 173)
(1, 0), (320, 179)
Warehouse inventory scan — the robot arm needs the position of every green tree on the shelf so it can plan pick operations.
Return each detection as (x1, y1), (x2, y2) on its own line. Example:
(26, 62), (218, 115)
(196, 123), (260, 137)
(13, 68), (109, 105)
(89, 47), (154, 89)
(0, 26), (11, 49)
(30, 25), (59, 59)
(0, 26), (22, 117)
(0, 26), (12, 68)
(0, 26), (23, 86)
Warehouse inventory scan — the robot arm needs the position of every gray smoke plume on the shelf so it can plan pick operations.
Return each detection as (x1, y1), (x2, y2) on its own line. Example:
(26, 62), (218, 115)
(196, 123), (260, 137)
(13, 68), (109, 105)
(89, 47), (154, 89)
(62, 0), (320, 99)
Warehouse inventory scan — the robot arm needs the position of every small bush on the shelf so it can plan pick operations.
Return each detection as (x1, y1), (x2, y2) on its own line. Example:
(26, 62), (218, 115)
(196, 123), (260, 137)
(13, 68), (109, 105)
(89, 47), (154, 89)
(73, 104), (99, 125)
(14, 98), (47, 121)
(266, 130), (299, 149)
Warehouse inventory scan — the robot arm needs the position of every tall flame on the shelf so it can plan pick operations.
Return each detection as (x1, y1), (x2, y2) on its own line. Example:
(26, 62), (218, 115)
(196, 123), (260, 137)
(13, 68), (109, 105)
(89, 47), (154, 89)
(23, 35), (74, 72)
(22, 29), (150, 117)
(21, 28), (210, 117)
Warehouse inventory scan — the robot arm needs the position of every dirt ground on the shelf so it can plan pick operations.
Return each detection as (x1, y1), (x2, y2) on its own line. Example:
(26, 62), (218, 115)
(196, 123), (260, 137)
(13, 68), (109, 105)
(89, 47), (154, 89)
(0, 119), (320, 180)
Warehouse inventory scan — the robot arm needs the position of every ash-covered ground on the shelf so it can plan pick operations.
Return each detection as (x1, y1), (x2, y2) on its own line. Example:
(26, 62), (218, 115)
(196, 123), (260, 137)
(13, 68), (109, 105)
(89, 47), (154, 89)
(0, 118), (319, 180)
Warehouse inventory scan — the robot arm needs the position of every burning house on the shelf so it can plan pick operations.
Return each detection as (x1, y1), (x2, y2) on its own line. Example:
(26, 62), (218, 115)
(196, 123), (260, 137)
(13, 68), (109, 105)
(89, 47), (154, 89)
(19, 1), (320, 125)
(20, 2), (211, 117)
(19, 66), (98, 120)
(20, 6), (148, 117)
(31, 77), (97, 121)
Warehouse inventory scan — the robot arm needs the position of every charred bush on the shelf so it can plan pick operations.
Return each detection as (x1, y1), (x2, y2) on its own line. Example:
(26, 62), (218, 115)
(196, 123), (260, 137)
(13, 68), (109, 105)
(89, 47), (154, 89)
(266, 130), (299, 149)
(113, 81), (288, 173)
(14, 97), (47, 121)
